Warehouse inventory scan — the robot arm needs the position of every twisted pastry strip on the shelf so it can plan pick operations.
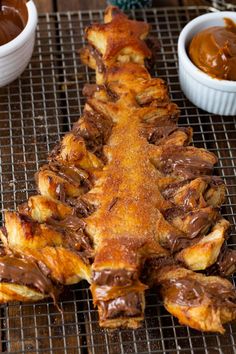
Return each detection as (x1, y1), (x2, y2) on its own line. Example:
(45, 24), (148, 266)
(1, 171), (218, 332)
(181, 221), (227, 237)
(0, 6), (235, 333)
(147, 261), (236, 334)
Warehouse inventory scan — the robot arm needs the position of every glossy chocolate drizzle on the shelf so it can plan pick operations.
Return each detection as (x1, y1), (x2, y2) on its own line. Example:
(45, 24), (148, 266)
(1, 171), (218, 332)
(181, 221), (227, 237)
(0, 0), (28, 46)
(162, 276), (236, 308)
(98, 292), (142, 320)
(0, 256), (56, 297)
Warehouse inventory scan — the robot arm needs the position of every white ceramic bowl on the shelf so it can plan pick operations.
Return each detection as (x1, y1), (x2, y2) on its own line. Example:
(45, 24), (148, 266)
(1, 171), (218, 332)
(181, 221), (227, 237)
(0, 0), (37, 87)
(178, 11), (236, 116)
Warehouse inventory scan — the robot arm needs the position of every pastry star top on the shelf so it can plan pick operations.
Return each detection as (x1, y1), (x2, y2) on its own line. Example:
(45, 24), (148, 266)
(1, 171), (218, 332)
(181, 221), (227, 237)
(86, 7), (151, 66)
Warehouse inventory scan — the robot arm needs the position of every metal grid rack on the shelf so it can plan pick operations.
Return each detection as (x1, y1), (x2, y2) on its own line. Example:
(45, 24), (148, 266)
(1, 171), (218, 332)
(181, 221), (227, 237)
(207, 1), (236, 10)
(0, 5), (236, 354)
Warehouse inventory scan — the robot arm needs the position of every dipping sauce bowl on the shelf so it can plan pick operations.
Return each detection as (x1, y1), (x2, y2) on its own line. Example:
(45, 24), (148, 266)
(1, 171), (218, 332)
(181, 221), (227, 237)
(178, 12), (236, 116)
(0, 0), (37, 87)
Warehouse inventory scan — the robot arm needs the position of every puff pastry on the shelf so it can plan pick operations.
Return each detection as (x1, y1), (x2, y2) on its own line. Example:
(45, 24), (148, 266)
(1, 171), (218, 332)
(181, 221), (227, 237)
(0, 6), (236, 333)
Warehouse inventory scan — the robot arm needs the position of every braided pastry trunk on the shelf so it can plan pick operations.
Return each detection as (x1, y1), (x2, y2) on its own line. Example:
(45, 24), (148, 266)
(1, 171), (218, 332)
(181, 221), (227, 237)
(1, 6), (236, 333)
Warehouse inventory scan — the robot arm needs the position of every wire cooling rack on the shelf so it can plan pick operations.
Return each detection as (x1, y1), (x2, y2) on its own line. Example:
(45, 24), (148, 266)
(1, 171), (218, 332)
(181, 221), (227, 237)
(0, 5), (236, 354)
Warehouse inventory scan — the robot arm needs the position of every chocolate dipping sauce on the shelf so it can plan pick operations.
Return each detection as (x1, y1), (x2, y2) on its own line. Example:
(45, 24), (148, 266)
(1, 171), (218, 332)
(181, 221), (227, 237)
(0, 0), (28, 46)
(189, 18), (236, 81)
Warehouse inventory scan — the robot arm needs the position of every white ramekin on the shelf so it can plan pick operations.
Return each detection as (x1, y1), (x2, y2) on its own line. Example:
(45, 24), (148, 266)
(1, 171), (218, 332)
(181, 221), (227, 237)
(178, 11), (236, 116)
(0, 0), (38, 87)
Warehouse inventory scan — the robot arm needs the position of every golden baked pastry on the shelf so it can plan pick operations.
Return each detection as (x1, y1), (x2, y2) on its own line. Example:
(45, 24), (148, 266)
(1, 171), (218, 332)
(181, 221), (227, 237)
(0, 5), (235, 333)
(0, 253), (58, 303)
(153, 265), (236, 334)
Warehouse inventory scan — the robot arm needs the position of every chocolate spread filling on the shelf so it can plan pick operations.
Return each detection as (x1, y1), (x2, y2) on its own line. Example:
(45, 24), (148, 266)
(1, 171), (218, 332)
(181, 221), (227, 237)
(144, 37), (160, 70)
(88, 45), (105, 73)
(82, 84), (104, 97)
(67, 197), (96, 218)
(143, 121), (173, 138)
(0, 246), (6, 257)
(93, 269), (138, 287)
(163, 206), (186, 221)
(167, 233), (204, 254)
(73, 109), (113, 157)
(45, 163), (90, 189)
(0, 256), (56, 297)
(141, 256), (176, 285)
(148, 126), (191, 146)
(47, 216), (93, 261)
(36, 163), (91, 203)
(187, 210), (215, 238)
(162, 277), (236, 308)
(164, 209), (217, 253)
(0, 0), (28, 46)
(142, 109), (179, 128)
(83, 83), (119, 102)
(162, 176), (223, 202)
(216, 247), (236, 277)
(98, 292), (142, 320)
(162, 179), (191, 199)
(148, 126), (176, 144)
(166, 208), (215, 235)
(18, 201), (30, 216)
(162, 155), (213, 178)
(159, 147), (214, 179)
(15, 214), (39, 237)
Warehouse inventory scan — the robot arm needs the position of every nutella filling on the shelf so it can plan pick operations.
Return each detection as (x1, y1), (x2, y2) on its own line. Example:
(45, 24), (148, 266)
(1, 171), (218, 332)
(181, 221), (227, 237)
(144, 37), (160, 70)
(67, 197), (96, 218)
(162, 176), (223, 202)
(166, 208), (215, 235)
(165, 209), (216, 253)
(163, 206), (186, 221)
(47, 216), (93, 260)
(82, 84), (105, 98)
(88, 45), (105, 73)
(82, 83), (119, 101)
(93, 269), (138, 287)
(98, 292), (143, 320)
(156, 146), (216, 179)
(46, 163), (90, 189)
(141, 256), (176, 285)
(36, 163), (91, 203)
(0, 256), (56, 297)
(0, 0), (28, 46)
(73, 108), (113, 157)
(167, 233), (203, 254)
(161, 154), (214, 178)
(162, 179), (191, 199)
(162, 277), (236, 308)
(217, 248), (236, 277)
(187, 210), (214, 238)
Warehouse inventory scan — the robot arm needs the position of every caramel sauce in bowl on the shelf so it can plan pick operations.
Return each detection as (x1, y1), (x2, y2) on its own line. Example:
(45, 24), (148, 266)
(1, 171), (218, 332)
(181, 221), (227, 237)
(178, 12), (236, 116)
(0, 0), (37, 87)
(189, 18), (236, 81)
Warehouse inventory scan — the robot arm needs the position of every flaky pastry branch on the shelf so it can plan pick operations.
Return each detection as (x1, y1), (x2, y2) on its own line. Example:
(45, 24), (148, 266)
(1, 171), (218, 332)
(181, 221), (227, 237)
(0, 5), (236, 333)
(0, 249), (58, 303)
(153, 265), (236, 334)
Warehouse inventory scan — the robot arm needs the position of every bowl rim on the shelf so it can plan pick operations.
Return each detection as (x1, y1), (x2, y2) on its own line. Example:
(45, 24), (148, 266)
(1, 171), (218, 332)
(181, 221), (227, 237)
(178, 11), (236, 92)
(0, 0), (37, 58)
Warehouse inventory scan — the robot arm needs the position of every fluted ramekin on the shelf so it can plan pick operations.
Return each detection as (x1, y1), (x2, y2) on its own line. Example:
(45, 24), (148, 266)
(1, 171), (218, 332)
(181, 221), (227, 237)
(0, 0), (37, 87)
(178, 12), (236, 116)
